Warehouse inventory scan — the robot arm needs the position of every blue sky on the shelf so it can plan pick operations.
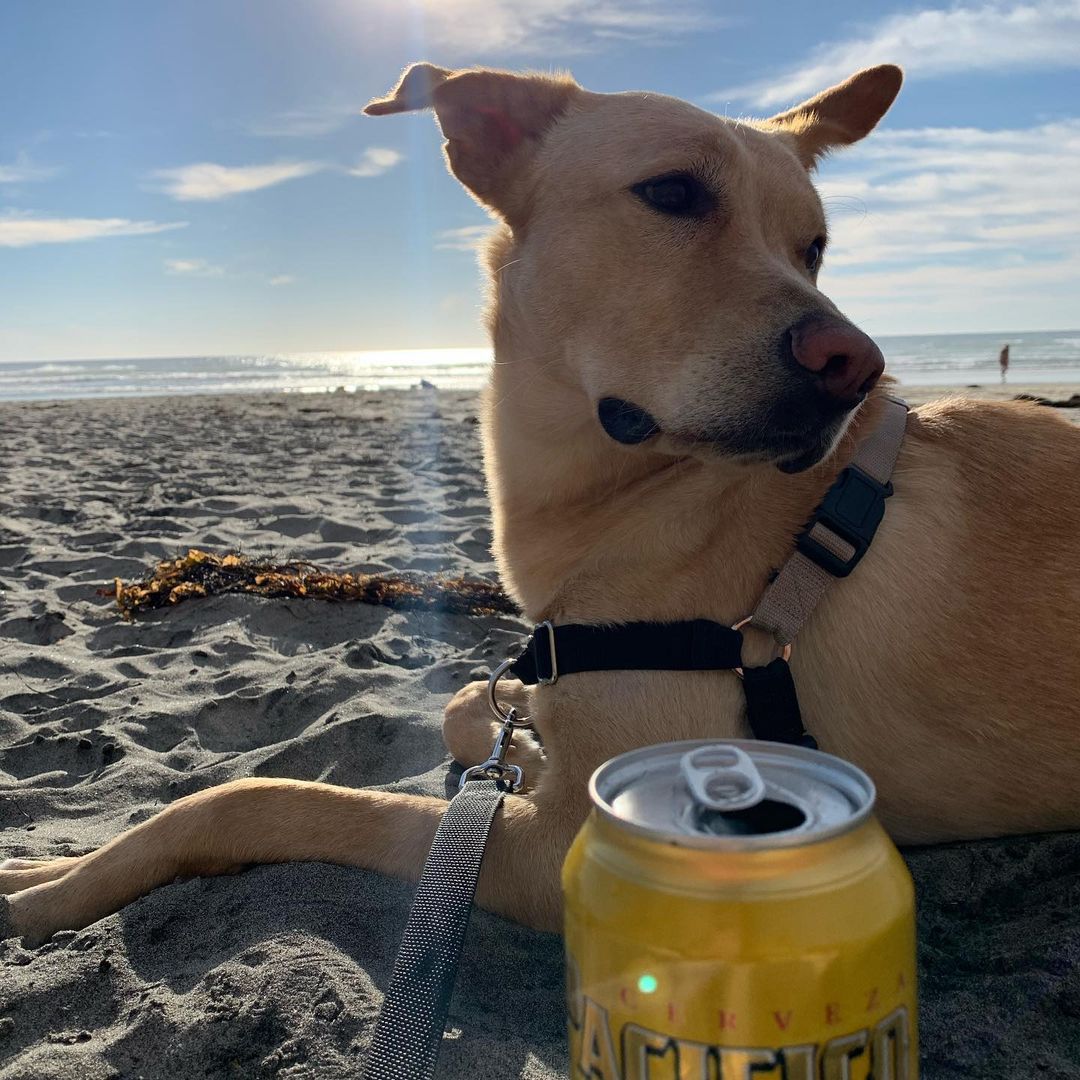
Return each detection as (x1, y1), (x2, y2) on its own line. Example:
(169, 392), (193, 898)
(1, 0), (1078, 361)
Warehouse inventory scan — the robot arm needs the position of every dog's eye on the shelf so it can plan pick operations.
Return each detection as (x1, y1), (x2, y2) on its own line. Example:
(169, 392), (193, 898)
(632, 174), (711, 217)
(805, 238), (825, 272)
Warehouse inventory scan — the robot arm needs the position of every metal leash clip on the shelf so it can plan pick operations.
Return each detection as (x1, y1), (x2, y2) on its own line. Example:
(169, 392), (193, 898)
(458, 658), (533, 792)
(458, 709), (524, 792)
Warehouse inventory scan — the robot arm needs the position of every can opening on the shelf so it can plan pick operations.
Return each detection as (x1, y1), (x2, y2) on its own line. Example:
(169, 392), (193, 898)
(593, 740), (876, 849)
(692, 798), (807, 837)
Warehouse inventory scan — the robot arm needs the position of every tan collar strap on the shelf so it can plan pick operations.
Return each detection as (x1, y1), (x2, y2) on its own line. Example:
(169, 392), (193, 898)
(749, 395), (910, 646)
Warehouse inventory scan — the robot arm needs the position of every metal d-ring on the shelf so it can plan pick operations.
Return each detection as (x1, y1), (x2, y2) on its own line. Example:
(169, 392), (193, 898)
(731, 616), (793, 678)
(487, 656), (533, 727)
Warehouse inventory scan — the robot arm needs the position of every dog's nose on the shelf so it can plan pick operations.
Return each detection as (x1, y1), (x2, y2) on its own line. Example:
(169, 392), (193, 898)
(788, 317), (885, 403)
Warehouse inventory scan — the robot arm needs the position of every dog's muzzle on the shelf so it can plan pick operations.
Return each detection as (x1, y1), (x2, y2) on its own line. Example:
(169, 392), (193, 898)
(598, 397), (660, 445)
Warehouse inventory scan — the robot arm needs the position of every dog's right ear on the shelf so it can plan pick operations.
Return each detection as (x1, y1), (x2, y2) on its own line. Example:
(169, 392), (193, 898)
(364, 62), (580, 223)
(765, 65), (903, 168)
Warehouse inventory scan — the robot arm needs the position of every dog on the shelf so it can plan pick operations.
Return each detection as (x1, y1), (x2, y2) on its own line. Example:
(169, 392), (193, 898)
(3, 62), (1079, 944)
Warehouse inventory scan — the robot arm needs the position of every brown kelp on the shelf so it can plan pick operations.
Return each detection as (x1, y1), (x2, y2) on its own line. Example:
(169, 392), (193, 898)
(105, 549), (519, 618)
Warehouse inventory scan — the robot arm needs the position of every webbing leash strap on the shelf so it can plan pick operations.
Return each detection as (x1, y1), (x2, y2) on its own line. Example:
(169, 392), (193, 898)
(362, 778), (505, 1080)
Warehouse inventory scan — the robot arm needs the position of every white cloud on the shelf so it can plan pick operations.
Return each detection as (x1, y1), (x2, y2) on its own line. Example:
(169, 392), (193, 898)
(0, 214), (186, 248)
(713, 0), (1080, 109)
(0, 152), (59, 184)
(347, 148), (404, 178)
(826, 252), (1080, 334)
(820, 120), (1080, 266)
(268, 274), (296, 286)
(165, 258), (224, 277)
(435, 225), (491, 252)
(380, 0), (719, 54)
(814, 119), (1080, 330)
(151, 160), (324, 201)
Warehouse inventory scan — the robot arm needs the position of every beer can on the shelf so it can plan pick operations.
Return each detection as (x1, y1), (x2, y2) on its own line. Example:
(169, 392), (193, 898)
(563, 739), (918, 1079)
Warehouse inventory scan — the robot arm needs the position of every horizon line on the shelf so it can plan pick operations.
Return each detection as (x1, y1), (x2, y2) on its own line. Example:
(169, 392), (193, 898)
(2, 328), (1078, 366)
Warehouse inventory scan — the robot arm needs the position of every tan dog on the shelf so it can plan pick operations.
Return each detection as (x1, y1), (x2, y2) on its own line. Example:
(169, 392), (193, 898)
(3, 63), (1079, 944)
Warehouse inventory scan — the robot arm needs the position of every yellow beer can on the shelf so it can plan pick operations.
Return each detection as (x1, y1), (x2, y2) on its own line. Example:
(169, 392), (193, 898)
(563, 740), (918, 1079)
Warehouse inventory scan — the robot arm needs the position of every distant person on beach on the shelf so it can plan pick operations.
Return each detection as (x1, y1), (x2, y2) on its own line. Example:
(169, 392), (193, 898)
(999, 344), (1010, 384)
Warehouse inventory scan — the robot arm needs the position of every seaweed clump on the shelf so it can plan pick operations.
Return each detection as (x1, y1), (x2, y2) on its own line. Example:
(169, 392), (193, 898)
(105, 549), (519, 619)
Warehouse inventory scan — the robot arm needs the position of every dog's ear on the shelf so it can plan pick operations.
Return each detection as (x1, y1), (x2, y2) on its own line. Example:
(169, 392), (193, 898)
(365, 62), (580, 222)
(364, 63), (453, 116)
(765, 65), (903, 168)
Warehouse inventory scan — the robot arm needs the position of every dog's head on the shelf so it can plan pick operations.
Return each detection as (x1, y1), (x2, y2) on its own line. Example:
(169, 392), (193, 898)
(367, 63), (901, 473)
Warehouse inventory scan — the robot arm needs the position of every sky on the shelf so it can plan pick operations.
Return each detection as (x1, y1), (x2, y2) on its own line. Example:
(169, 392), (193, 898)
(1, 0), (1078, 362)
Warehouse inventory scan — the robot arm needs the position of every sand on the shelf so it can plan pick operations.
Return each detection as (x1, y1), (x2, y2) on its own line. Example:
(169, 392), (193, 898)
(1, 384), (1079, 1079)
(896, 381), (1080, 409)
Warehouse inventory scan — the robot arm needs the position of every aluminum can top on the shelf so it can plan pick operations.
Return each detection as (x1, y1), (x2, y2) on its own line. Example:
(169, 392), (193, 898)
(589, 738), (876, 852)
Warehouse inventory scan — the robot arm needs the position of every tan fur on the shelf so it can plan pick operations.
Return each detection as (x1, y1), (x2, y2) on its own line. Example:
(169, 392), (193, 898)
(4, 63), (1079, 945)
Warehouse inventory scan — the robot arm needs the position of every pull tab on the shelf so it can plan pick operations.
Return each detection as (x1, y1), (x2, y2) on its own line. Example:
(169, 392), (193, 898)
(680, 744), (766, 812)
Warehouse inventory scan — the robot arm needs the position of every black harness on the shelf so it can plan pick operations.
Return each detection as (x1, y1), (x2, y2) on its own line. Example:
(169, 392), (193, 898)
(363, 402), (906, 1080)
(504, 459), (897, 750)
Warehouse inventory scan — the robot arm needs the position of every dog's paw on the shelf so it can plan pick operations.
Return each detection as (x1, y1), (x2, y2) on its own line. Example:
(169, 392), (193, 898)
(0, 856), (80, 894)
(0, 890), (50, 947)
(0, 858), (46, 870)
(0, 880), (81, 947)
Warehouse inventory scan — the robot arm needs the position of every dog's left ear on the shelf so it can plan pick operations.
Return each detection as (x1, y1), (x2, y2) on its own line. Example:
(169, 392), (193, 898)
(765, 65), (903, 168)
(365, 62), (580, 223)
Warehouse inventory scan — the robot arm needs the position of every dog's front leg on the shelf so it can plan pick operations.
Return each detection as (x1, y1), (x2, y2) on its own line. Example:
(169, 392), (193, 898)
(1, 776), (573, 944)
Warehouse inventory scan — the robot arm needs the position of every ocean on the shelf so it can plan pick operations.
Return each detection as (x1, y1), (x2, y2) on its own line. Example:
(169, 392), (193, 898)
(1, 332), (1078, 403)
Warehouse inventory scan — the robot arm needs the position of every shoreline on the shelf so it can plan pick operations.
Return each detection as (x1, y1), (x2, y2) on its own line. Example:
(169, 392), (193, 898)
(0, 379), (1078, 410)
(2, 329), (1078, 404)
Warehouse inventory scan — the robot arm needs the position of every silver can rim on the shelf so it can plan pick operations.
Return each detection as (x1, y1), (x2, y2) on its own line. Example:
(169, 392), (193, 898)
(588, 738), (878, 851)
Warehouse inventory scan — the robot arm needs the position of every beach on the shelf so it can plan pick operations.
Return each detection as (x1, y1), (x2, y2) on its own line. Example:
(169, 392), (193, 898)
(2, 385), (1079, 1079)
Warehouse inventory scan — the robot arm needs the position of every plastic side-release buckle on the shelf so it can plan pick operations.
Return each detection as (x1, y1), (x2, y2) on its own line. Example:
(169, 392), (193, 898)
(796, 465), (893, 578)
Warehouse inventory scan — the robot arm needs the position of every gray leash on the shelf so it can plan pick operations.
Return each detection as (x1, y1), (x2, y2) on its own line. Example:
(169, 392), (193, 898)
(362, 704), (525, 1080)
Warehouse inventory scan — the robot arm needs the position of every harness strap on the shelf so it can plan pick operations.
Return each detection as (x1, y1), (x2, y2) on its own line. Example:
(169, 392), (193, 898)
(750, 396), (909, 645)
(507, 620), (813, 747)
(504, 396), (909, 750)
(509, 619), (743, 685)
(742, 658), (813, 748)
(361, 779), (505, 1080)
